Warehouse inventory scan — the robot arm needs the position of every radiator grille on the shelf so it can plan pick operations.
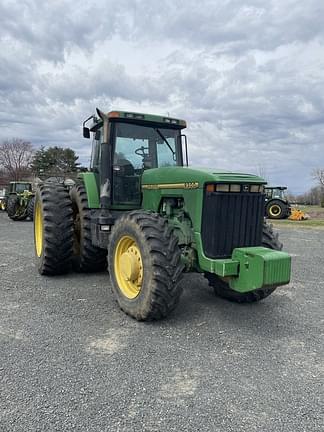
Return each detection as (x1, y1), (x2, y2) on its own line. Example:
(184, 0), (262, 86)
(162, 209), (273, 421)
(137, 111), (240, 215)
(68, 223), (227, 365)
(201, 191), (265, 259)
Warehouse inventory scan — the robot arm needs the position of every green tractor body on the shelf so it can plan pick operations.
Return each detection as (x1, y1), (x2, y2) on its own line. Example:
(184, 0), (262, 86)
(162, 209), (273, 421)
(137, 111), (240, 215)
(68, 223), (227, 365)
(7, 181), (35, 221)
(265, 186), (291, 219)
(33, 109), (291, 320)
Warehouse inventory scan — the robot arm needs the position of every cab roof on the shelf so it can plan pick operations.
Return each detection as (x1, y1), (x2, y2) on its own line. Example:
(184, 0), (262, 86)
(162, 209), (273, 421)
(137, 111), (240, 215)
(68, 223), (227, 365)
(265, 186), (287, 190)
(106, 110), (187, 128)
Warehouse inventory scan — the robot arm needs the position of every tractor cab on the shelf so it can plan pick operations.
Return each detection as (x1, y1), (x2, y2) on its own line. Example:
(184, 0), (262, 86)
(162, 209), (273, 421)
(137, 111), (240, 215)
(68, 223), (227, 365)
(9, 181), (33, 194)
(83, 109), (187, 207)
(265, 186), (288, 202)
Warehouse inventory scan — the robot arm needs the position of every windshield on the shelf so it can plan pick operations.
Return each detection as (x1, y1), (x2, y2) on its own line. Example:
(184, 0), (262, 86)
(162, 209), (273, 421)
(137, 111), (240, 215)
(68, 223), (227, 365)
(15, 183), (31, 193)
(113, 122), (182, 172)
(273, 189), (286, 199)
(266, 188), (286, 199)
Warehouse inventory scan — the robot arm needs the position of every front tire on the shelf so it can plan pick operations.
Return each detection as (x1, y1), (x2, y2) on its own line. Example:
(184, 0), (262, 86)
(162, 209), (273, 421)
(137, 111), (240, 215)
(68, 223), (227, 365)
(34, 183), (73, 275)
(108, 211), (184, 321)
(70, 184), (107, 272)
(205, 223), (282, 303)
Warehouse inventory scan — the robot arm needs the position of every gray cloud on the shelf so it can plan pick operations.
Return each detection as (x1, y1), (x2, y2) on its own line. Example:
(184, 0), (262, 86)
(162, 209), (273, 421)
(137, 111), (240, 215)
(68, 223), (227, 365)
(0, 0), (323, 193)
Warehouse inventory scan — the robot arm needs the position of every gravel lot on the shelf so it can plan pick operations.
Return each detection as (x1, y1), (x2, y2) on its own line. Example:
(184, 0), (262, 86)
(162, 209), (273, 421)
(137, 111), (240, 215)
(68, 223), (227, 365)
(0, 212), (323, 432)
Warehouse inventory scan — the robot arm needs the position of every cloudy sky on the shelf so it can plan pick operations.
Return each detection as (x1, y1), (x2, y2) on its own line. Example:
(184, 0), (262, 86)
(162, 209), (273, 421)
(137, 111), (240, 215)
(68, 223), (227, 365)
(1, 0), (324, 194)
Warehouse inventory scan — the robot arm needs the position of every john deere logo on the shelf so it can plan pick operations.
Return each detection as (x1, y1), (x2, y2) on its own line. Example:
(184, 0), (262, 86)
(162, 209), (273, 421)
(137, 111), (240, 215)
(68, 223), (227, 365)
(243, 185), (249, 192)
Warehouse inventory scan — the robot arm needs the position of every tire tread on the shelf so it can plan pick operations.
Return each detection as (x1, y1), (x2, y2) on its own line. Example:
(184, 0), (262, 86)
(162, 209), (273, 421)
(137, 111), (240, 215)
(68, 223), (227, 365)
(36, 183), (73, 275)
(70, 184), (107, 272)
(108, 210), (184, 321)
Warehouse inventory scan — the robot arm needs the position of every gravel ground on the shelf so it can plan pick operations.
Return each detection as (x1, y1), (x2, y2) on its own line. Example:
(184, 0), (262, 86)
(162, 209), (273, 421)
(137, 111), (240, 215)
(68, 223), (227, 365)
(0, 212), (323, 432)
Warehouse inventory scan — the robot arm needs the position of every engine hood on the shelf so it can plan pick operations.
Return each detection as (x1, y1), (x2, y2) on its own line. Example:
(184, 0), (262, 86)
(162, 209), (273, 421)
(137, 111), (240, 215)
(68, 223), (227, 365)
(141, 166), (266, 188)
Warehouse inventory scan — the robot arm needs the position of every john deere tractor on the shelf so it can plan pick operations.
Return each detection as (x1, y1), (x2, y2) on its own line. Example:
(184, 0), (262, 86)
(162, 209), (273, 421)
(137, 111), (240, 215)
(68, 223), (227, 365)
(265, 186), (291, 219)
(7, 181), (35, 221)
(33, 109), (291, 321)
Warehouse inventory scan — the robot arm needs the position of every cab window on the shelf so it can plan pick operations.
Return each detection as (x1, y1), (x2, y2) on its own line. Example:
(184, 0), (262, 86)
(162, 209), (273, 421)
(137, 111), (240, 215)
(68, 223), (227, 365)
(112, 122), (182, 205)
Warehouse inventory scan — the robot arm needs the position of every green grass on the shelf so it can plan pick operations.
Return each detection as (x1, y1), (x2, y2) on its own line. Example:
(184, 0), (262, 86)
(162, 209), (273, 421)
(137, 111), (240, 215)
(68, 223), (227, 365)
(270, 204), (324, 229)
(271, 218), (324, 229)
(297, 204), (324, 214)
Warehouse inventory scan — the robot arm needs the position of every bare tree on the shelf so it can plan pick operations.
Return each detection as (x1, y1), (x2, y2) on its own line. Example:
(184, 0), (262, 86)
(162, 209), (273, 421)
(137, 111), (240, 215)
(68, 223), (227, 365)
(256, 164), (268, 181)
(0, 138), (34, 181)
(312, 168), (324, 207)
(312, 168), (324, 186)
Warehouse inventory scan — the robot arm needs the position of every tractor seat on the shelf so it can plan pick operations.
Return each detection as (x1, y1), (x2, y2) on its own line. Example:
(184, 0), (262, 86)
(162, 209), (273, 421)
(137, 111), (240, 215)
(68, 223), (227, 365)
(115, 158), (135, 176)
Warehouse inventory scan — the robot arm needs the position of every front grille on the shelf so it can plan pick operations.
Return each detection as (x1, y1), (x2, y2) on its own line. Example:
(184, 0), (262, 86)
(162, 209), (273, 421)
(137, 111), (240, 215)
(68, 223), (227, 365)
(201, 190), (265, 259)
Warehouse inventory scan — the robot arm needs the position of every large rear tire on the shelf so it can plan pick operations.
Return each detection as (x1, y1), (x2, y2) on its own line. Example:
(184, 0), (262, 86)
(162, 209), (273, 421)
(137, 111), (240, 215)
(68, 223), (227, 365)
(266, 199), (289, 219)
(7, 195), (27, 221)
(108, 211), (184, 321)
(34, 183), (73, 275)
(70, 184), (107, 272)
(7, 196), (18, 218)
(27, 196), (35, 220)
(205, 223), (282, 303)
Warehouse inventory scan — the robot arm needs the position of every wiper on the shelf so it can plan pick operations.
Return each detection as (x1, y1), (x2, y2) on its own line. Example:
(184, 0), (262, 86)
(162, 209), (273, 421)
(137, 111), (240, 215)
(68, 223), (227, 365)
(155, 128), (176, 160)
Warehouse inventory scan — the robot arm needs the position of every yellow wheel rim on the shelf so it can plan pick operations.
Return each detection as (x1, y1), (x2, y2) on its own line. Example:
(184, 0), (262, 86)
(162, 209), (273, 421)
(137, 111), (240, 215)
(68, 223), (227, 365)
(269, 204), (281, 217)
(114, 235), (143, 299)
(34, 201), (43, 257)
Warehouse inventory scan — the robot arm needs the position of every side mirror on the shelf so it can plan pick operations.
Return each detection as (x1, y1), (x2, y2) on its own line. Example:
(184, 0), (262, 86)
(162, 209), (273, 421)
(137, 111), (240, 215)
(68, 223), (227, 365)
(83, 127), (90, 139)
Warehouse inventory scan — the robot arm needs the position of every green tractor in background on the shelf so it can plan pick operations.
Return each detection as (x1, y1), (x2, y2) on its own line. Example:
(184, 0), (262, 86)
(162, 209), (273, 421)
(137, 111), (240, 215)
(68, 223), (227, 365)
(265, 186), (291, 219)
(6, 181), (35, 221)
(34, 109), (291, 321)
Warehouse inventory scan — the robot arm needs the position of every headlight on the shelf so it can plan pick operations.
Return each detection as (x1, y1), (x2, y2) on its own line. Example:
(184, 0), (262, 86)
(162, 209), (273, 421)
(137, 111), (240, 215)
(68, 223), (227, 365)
(230, 184), (241, 192)
(250, 185), (260, 193)
(215, 184), (230, 192)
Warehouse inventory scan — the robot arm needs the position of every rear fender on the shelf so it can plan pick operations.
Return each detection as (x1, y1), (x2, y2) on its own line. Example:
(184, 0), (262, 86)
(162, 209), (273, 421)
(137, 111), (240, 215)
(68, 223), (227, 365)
(78, 172), (100, 208)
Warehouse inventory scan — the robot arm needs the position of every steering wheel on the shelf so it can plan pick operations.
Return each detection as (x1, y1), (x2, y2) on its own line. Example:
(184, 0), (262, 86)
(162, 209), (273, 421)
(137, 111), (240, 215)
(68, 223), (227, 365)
(135, 146), (149, 157)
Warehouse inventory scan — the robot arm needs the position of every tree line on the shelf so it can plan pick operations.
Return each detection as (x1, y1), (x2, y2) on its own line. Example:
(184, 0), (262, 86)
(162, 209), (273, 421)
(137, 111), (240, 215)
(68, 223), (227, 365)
(0, 137), (323, 206)
(286, 170), (324, 207)
(0, 138), (81, 184)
